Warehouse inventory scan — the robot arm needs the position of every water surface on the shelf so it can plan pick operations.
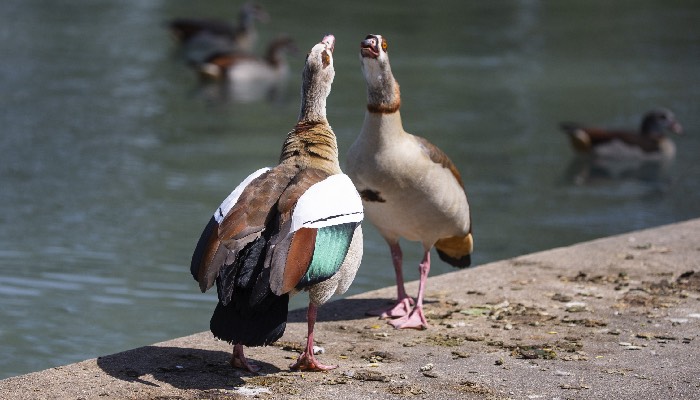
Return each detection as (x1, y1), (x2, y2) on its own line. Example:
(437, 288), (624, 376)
(1, 0), (699, 379)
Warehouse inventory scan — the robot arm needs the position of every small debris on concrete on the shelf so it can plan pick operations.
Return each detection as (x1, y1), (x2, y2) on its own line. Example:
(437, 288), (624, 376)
(353, 369), (390, 382)
(422, 370), (439, 378)
(514, 346), (557, 360)
(234, 386), (271, 396)
(451, 350), (470, 359)
(552, 293), (573, 302)
(565, 302), (589, 313)
(560, 383), (590, 390)
(419, 363), (434, 372)
(388, 383), (426, 395)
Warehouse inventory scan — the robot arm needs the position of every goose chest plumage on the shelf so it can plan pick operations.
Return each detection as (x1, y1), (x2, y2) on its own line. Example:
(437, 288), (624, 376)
(346, 34), (473, 330)
(191, 35), (363, 372)
(559, 108), (683, 159)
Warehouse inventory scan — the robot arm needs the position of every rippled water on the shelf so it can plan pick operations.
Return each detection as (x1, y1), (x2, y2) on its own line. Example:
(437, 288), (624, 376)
(1, 0), (699, 379)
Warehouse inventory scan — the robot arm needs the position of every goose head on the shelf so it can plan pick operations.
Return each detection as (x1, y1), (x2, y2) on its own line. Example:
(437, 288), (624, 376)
(359, 34), (400, 112)
(298, 34), (336, 123)
(641, 108), (683, 137)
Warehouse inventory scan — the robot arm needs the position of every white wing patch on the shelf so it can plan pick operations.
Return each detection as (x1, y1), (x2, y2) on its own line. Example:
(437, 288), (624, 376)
(214, 167), (270, 224)
(291, 174), (364, 232)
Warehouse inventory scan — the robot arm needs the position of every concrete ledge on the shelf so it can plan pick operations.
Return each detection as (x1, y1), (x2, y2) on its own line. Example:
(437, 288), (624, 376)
(2, 219), (699, 399)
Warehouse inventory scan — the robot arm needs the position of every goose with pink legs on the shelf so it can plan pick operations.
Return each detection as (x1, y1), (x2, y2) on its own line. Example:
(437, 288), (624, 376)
(347, 34), (474, 330)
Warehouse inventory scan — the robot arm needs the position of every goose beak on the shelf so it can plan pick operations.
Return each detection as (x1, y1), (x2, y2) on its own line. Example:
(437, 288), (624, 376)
(671, 121), (683, 134)
(360, 35), (380, 59)
(322, 34), (335, 53)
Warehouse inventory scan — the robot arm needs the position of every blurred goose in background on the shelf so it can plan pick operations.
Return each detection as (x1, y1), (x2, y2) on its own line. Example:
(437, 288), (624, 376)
(559, 108), (683, 160)
(196, 35), (297, 103)
(346, 34), (473, 330)
(167, 2), (269, 64)
(191, 35), (364, 372)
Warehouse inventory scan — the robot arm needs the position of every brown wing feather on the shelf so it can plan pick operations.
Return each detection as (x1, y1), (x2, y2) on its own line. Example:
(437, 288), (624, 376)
(192, 216), (230, 292)
(197, 236), (227, 291)
(194, 166), (297, 293)
(560, 123), (659, 152)
(277, 228), (317, 294)
(584, 128), (659, 151)
(267, 168), (330, 295)
(205, 53), (256, 69)
(414, 135), (464, 187)
(196, 163), (334, 297)
(277, 168), (329, 215)
(413, 136), (473, 268)
(218, 166), (296, 243)
(581, 127), (634, 142)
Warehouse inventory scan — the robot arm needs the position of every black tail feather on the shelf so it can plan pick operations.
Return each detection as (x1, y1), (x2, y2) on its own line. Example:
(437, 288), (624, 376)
(217, 232), (268, 306)
(436, 249), (472, 268)
(212, 237), (290, 347)
(211, 209), (288, 346)
(210, 291), (289, 346)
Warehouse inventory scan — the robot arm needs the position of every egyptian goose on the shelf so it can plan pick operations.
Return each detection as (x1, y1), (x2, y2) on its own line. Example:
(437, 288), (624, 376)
(168, 2), (269, 64)
(559, 108), (683, 159)
(346, 34), (473, 330)
(191, 35), (364, 372)
(197, 35), (297, 103)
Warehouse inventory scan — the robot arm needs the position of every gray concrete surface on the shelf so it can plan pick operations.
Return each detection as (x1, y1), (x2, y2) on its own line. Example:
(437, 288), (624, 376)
(1, 219), (699, 399)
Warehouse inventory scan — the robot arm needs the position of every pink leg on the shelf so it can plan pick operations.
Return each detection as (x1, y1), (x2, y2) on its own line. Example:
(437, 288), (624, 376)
(389, 249), (430, 330)
(230, 343), (261, 373)
(289, 303), (337, 371)
(366, 242), (415, 318)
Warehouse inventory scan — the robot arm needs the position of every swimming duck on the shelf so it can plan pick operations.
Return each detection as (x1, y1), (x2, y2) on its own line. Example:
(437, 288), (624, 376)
(191, 34), (364, 372)
(168, 2), (269, 64)
(346, 34), (473, 330)
(559, 108), (683, 159)
(197, 35), (297, 103)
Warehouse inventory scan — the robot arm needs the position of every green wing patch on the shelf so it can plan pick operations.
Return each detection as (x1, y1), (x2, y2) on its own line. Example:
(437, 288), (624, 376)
(296, 222), (358, 289)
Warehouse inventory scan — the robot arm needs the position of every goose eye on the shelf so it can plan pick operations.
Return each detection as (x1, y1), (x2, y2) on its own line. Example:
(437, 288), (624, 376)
(322, 50), (331, 67)
(381, 39), (388, 53)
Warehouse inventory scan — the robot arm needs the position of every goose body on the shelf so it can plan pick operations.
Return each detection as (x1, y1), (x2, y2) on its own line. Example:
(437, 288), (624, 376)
(350, 112), (469, 245)
(346, 34), (473, 330)
(197, 36), (297, 103)
(191, 35), (364, 372)
(559, 108), (683, 160)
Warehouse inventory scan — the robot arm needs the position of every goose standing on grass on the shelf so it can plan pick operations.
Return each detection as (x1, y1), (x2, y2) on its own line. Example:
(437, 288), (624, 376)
(346, 34), (473, 330)
(559, 108), (683, 159)
(191, 35), (364, 372)
(168, 2), (269, 64)
(197, 35), (297, 103)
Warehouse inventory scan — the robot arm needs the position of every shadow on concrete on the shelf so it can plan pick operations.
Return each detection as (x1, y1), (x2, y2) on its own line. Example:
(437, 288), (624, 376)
(96, 345), (278, 390)
(287, 297), (395, 323)
(95, 298), (393, 389)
